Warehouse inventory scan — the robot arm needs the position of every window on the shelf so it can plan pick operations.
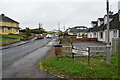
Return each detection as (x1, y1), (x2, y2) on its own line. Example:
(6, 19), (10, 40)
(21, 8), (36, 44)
(5, 28), (7, 32)
(73, 33), (77, 35)
(94, 33), (96, 38)
(100, 32), (103, 39)
(3, 22), (5, 26)
(16, 29), (18, 32)
(2, 28), (4, 32)
(10, 28), (12, 32)
(16, 24), (18, 27)
(13, 28), (14, 32)
(113, 30), (117, 38)
(11, 23), (13, 27)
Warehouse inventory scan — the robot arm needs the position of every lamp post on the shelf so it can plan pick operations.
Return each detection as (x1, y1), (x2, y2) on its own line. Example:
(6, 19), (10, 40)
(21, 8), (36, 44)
(106, 0), (111, 64)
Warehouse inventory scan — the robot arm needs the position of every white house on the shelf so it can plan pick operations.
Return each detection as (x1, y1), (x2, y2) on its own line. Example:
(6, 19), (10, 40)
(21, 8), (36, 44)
(88, 11), (120, 44)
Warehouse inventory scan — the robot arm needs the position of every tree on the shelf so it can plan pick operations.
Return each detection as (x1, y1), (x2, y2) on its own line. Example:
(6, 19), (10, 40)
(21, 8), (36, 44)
(25, 27), (31, 36)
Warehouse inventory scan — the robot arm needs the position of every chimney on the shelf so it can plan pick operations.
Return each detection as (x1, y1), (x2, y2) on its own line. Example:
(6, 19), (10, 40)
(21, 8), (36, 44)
(109, 11), (113, 15)
(1, 14), (5, 16)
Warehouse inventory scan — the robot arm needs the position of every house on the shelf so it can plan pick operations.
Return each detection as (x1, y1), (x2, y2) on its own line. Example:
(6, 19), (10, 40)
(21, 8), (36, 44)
(88, 11), (120, 44)
(51, 29), (59, 33)
(67, 26), (88, 37)
(87, 21), (98, 38)
(0, 14), (20, 34)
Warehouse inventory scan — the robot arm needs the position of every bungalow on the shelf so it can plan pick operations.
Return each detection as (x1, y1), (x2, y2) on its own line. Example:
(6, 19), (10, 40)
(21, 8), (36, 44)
(67, 26), (88, 37)
(87, 21), (98, 38)
(88, 11), (120, 44)
(0, 14), (20, 34)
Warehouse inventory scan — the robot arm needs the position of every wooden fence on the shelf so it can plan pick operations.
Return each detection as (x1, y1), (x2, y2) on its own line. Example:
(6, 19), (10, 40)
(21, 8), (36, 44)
(112, 38), (120, 56)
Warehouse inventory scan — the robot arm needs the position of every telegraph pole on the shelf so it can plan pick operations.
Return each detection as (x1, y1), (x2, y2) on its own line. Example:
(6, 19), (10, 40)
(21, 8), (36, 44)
(39, 23), (41, 30)
(106, 0), (111, 64)
(58, 22), (60, 31)
(63, 24), (65, 31)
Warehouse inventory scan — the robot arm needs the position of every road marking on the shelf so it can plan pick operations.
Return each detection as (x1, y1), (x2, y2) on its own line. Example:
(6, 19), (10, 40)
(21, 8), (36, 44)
(34, 42), (39, 44)
(5, 50), (15, 54)
(23, 45), (32, 48)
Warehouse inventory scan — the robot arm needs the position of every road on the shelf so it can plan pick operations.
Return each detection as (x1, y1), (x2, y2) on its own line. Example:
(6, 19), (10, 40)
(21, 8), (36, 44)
(1, 37), (61, 78)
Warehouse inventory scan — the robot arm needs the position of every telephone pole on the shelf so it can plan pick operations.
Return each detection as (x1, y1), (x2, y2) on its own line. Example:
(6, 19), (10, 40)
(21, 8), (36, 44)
(58, 22), (60, 31)
(106, 0), (111, 64)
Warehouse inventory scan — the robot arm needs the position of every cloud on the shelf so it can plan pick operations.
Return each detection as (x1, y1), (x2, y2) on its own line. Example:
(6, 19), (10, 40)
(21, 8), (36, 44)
(0, 0), (119, 31)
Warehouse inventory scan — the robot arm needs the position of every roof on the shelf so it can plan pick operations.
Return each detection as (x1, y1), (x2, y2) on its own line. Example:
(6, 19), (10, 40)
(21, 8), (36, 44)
(0, 14), (19, 24)
(91, 21), (97, 24)
(69, 26), (89, 33)
(98, 18), (104, 21)
(90, 12), (120, 32)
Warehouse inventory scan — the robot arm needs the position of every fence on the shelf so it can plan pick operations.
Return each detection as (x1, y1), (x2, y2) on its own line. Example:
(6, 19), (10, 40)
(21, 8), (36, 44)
(112, 38), (120, 56)
(61, 44), (108, 64)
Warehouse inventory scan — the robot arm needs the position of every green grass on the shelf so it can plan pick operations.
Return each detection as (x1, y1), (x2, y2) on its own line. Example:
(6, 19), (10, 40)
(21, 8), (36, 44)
(0, 38), (14, 42)
(2, 34), (26, 39)
(39, 56), (119, 79)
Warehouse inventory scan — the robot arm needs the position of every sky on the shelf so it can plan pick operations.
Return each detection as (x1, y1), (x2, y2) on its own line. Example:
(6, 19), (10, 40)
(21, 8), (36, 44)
(0, 0), (120, 31)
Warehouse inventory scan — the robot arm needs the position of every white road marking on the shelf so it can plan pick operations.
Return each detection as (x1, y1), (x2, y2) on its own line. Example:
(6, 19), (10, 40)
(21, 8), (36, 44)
(23, 45), (32, 48)
(34, 42), (39, 44)
(5, 50), (15, 54)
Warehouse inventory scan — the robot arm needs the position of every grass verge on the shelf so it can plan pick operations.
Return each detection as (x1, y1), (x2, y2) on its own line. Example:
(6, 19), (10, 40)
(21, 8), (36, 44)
(39, 56), (119, 79)
(0, 38), (14, 43)
(2, 34), (26, 39)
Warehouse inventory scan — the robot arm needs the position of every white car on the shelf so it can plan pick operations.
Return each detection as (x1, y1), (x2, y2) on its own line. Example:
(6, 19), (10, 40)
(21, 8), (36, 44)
(76, 35), (82, 38)
(46, 34), (52, 38)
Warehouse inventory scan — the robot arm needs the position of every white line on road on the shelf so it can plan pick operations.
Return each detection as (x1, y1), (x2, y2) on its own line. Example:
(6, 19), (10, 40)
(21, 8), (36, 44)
(34, 42), (39, 44)
(5, 50), (15, 54)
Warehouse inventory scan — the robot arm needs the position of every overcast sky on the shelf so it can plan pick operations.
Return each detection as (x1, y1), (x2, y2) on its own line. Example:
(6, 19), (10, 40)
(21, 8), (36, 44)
(0, 0), (120, 31)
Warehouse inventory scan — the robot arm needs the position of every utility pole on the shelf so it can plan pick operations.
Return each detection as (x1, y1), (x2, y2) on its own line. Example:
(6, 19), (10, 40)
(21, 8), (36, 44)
(63, 24), (65, 31)
(58, 22), (60, 31)
(106, 0), (111, 64)
(39, 23), (41, 30)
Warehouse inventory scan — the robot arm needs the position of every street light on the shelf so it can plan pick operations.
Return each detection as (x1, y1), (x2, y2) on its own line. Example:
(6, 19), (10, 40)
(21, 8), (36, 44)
(106, 0), (111, 64)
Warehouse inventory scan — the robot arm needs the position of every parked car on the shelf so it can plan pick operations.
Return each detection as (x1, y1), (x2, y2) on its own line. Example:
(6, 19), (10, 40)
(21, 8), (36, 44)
(76, 35), (82, 38)
(36, 34), (44, 39)
(46, 34), (52, 38)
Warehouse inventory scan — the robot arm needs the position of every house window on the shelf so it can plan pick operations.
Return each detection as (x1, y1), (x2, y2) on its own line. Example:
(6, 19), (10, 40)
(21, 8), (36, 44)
(5, 28), (7, 32)
(100, 32), (103, 39)
(73, 33), (77, 35)
(94, 33), (96, 38)
(113, 30), (117, 38)
(16, 29), (18, 32)
(13, 28), (14, 32)
(11, 23), (13, 27)
(16, 24), (18, 27)
(2, 28), (4, 32)
(10, 28), (12, 32)
(3, 22), (5, 26)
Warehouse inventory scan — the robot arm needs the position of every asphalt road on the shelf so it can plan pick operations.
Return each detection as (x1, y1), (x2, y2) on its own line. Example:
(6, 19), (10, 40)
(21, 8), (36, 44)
(1, 37), (60, 78)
